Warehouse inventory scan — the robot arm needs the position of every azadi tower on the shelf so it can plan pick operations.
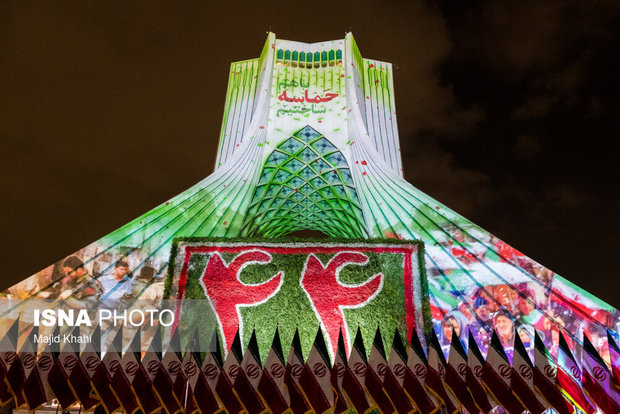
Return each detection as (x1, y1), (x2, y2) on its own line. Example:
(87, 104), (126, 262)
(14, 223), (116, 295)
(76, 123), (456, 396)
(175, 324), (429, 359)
(2, 33), (619, 413)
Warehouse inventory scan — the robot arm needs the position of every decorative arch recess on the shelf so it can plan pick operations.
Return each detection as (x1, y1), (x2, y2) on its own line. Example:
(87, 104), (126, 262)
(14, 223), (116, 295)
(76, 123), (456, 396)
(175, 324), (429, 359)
(242, 126), (367, 238)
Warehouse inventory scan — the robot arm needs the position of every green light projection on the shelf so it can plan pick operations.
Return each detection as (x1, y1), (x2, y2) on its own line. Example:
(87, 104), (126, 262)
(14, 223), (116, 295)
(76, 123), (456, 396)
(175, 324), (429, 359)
(4, 33), (617, 378)
(242, 126), (366, 238)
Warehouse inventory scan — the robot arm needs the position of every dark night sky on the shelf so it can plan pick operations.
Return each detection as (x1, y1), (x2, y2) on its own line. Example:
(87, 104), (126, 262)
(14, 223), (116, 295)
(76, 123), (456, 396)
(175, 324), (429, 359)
(1, 1), (619, 306)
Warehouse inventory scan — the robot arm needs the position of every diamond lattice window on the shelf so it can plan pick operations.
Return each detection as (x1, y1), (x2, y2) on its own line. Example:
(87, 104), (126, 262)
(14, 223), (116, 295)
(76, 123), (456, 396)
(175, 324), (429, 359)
(242, 126), (367, 238)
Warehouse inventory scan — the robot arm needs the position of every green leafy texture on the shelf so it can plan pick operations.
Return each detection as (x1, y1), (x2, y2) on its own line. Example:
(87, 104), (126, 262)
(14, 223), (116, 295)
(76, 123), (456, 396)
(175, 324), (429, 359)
(167, 237), (428, 363)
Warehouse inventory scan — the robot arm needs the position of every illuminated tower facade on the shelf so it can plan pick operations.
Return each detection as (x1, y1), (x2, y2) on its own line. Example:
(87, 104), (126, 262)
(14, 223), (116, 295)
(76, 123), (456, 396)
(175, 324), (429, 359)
(4, 33), (617, 370)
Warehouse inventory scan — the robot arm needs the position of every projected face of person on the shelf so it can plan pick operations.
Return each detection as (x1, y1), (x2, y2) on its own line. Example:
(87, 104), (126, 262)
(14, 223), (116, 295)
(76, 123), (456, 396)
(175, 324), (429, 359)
(519, 328), (532, 345)
(114, 265), (129, 280)
(63, 266), (85, 281)
(476, 304), (491, 321)
(443, 317), (459, 343)
(495, 314), (513, 341)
